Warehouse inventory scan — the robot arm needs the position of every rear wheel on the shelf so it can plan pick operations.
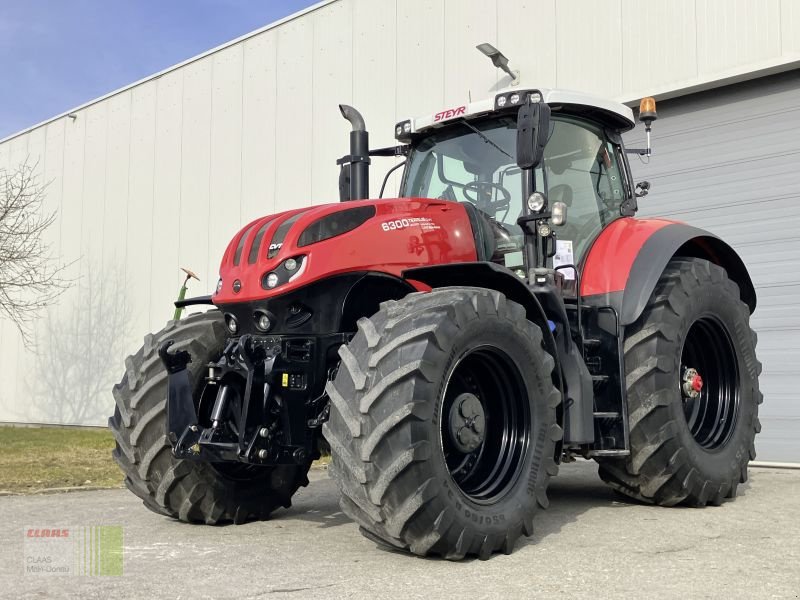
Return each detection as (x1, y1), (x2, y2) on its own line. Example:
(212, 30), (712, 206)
(323, 287), (562, 559)
(597, 258), (762, 506)
(109, 311), (310, 524)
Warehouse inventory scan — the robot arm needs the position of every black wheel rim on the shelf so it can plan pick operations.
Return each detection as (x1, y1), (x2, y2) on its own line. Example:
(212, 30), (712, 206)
(440, 345), (530, 504)
(680, 315), (740, 450)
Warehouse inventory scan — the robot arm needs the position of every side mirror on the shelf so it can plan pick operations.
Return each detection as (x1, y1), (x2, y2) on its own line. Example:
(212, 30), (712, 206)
(635, 180), (650, 198)
(516, 100), (551, 170)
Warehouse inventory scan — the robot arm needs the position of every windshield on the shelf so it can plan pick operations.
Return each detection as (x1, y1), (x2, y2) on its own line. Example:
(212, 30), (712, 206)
(401, 115), (628, 270)
(402, 117), (535, 270)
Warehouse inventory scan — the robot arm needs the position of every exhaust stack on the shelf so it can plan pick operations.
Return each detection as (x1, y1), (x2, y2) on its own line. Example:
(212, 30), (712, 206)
(338, 104), (370, 201)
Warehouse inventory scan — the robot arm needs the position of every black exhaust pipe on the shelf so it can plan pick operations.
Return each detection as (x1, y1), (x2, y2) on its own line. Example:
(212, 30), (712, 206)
(338, 104), (369, 201)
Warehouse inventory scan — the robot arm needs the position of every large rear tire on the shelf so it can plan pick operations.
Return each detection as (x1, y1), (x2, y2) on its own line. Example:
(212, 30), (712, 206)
(323, 288), (562, 559)
(109, 311), (310, 524)
(597, 258), (762, 506)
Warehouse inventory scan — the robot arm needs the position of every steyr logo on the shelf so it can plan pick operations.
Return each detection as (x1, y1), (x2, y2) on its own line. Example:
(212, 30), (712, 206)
(434, 105), (466, 122)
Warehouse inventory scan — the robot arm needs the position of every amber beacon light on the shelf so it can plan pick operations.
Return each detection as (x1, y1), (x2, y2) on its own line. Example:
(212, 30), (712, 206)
(639, 97), (658, 124)
(626, 96), (659, 157)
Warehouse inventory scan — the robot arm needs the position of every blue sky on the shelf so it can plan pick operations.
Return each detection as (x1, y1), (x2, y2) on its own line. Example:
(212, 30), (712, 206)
(0, 0), (319, 139)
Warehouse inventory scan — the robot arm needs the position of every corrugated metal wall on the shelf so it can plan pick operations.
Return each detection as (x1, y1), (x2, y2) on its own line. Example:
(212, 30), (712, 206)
(0, 0), (799, 428)
(624, 70), (800, 461)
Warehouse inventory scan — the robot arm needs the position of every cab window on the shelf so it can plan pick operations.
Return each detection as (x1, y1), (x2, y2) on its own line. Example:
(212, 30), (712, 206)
(544, 117), (628, 265)
(402, 114), (629, 270)
(403, 117), (538, 270)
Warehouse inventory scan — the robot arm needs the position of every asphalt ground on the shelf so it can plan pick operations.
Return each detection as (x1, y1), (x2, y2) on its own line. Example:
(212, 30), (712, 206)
(1, 461), (798, 599)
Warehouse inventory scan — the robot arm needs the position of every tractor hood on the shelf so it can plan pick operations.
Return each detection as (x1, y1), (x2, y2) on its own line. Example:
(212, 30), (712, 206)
(213, 199), (478, 305)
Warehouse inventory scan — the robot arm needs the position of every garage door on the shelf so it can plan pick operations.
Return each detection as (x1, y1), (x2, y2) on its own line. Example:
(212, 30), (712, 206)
(623, 70), (800, 463)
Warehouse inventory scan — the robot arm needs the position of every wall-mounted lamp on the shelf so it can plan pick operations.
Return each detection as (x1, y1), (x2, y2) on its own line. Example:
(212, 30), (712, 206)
(476, 43), (520, 85)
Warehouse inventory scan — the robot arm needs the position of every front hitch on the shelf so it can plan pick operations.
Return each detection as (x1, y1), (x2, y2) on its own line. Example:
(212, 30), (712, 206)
(158, 333), (329, 466)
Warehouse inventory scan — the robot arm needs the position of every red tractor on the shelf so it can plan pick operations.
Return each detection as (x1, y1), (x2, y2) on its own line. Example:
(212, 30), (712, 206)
(110, 88), (761, 560)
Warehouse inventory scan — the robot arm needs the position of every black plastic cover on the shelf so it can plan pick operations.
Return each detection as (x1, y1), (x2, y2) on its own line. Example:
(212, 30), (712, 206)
(297, 205), (376, 248)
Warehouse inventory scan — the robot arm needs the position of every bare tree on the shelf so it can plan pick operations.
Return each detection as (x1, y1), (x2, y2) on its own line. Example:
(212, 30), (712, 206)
(29, 263), (132, 424)
(0, 159), (69, 342)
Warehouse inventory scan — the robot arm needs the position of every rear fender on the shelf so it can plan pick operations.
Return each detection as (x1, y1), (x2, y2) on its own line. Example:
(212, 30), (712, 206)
(581, 219), (756, 325)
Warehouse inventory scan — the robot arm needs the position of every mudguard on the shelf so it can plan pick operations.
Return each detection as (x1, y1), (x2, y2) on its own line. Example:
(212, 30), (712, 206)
(402, 262), (554, 343)
(581, 218), (756, 326)
(403, 261), (585, 445)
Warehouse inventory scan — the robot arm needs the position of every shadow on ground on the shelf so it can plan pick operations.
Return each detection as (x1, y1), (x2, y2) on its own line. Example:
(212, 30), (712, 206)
(266, 460), (644, 555)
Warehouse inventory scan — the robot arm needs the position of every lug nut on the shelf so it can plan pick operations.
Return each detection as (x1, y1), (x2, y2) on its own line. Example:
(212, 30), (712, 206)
(258, 449), (269, 460)
(258, 427), (269, 438)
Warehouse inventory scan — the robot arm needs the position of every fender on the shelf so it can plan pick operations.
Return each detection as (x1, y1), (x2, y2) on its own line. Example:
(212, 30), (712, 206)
(402, 261), (577, 447)
(403, 262), (555, 348)
(581, 218), (756, 326)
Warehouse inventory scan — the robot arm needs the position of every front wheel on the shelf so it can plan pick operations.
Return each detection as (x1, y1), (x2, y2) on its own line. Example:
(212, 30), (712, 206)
(323, 287), (562, 559)
(597, 258), (762, 506)
(109, 311), (310, 524)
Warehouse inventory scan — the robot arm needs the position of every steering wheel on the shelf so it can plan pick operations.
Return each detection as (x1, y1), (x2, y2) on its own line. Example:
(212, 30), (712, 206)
(463, 181), (511, 213)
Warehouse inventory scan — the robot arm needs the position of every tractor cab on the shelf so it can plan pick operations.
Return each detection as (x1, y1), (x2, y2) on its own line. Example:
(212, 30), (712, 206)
(394, 89), (639, 286)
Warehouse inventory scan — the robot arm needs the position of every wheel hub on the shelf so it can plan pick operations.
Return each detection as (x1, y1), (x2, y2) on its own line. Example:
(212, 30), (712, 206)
(681, 367), (704, 400)
(448, 393), (486, 453)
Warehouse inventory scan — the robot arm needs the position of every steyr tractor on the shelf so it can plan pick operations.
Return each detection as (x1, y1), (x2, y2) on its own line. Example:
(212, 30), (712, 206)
(110, 86), (761, 560)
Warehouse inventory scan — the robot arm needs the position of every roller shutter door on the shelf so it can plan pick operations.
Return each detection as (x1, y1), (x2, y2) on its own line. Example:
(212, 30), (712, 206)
(623, 70), (800, 462)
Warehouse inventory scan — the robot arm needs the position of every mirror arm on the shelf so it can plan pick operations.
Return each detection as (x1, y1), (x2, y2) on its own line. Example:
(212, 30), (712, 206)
(369, 145), (409, 157)
(379, 161), (407, 199)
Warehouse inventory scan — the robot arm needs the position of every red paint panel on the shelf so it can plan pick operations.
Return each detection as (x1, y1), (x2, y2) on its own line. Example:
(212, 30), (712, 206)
(214, 199), (478, 304)
(580, 217), (677, 296)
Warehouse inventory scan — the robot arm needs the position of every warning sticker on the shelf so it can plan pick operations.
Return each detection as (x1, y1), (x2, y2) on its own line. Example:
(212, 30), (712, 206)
(553, 240), (575, 280)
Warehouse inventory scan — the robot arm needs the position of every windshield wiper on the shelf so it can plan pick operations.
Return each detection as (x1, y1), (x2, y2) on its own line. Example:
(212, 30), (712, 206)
(458, 119), (513, 159)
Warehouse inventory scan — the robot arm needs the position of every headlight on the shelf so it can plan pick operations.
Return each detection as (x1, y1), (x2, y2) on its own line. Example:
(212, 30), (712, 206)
(225, 314), (238, 334)
(537, 222), (552, 237)
(254, 311), (272, 332)
(527, 192), (546, 213)
(264, 273), (279, 288)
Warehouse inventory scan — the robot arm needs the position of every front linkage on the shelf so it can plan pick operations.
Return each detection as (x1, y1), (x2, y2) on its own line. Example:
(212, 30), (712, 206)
(158, 332), (346, 466)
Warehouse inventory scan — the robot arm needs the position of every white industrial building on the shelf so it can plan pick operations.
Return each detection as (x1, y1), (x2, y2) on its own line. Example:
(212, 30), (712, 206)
(0, 0), (798, 462)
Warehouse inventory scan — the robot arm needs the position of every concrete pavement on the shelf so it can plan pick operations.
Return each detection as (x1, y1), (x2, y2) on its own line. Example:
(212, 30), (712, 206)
(1, 461), (798, 599)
